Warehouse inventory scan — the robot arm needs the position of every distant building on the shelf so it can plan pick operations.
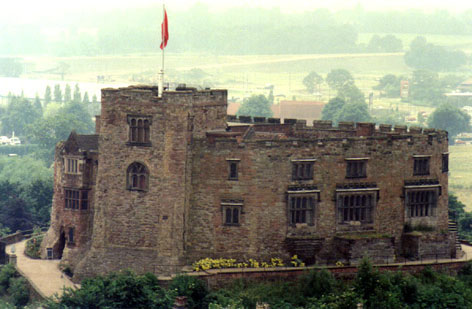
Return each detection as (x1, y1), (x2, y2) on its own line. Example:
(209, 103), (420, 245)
(272, 100), (326, 124)
(41, 85), (456, 282)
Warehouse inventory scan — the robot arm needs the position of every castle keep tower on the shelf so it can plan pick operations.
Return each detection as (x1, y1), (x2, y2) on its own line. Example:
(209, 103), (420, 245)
(43, 85), (453, 281)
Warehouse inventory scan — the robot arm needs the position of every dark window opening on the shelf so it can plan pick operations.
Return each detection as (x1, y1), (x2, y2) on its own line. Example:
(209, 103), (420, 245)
(414, 157), (430, 176)
(228, 161), (239, 180)
(407, 190), (436, 217)
(289, 195), (315, 225)
(292, 162), (314, 180)
(346, 160), (367, 178)
(68, 227), (75, 244)
(81, 191), (88, 210)
(337, 193), (374, 224)
(442, 153), (449, 173)
(127, 162), (149, 191)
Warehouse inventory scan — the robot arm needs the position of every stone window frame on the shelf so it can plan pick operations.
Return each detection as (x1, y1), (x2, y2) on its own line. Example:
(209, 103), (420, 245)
(64, 188), (90, 210)
(221, 199), (243, 226)
(345, 158), (368, 179)
(413, 155), (431, 176)
(287, 188), (320, 226)
(404, 184), (440, 218)
(126, 162), (149, 192)
(64, 157), (81, 175)
(336, 188), (379, 225)
(127, 115), (152, 146)
(227, 158), (240, 181)
(291, 159), (316, 181)
(442, 153), (449, 173)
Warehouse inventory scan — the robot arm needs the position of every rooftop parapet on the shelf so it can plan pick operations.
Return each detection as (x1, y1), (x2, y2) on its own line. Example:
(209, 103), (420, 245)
(313, 120), (333, 129)
(394, 125), (407, 134)
(338, 122), (355, 130)
(356, 122), (375, 137)
(379, 124), (392, 133)
(409, 126), (423, 134)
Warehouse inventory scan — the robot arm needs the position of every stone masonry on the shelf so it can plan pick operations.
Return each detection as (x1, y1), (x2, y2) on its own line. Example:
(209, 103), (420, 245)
(41, 85), (453, 281)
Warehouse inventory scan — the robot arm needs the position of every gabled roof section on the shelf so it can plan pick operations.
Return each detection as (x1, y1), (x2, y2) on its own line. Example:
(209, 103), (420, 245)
(64, 131), (99, 153)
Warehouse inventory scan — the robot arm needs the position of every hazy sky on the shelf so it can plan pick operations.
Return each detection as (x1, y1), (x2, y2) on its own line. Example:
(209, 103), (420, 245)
(5, 0), (472, 13)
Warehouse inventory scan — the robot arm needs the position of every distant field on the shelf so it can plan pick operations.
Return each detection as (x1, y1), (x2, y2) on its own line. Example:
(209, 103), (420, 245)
(450, 144), (472, 211)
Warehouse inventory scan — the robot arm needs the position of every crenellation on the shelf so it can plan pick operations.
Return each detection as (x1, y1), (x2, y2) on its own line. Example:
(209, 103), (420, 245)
(43, 85), (453, 282)
(394, 125), (407, 133)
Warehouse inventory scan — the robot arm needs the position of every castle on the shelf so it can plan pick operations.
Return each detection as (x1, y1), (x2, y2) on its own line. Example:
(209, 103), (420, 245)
(41, 85), (455, 281)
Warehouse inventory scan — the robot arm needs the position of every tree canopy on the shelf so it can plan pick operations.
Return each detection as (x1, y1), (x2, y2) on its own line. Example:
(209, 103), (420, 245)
(326, 69), (354, 91)
(321, 97), (371, 124)
(237, 94), (272, 118)
(302, 72), (323, 94)
(427, 104), (470, 138)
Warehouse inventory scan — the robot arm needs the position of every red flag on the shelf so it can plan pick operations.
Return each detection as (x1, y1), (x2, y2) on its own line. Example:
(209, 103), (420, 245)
(160, 9), (169, 50)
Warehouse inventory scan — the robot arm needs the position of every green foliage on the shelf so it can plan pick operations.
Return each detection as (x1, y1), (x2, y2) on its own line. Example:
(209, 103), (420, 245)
(53, 84), (63, 103)
(337, 82), (366, 105)
(427, 103), (471, 138)
(25, 235), (44, 259)
(322, 97), (346, 123)
(405, 36), (467, 71)
(374, 74), (401, 98)
(237, 94), (272, 118)
(44, 86), (52, 105)
(0, 264), (17, 294)
(367, 34), (403, 52)
(410, 69), (445, 105)
(8, 277), (30, 307)
(303, 71), (323, 94)
(326, 69), (354, 91)
(322, 96), (372, 124)
(48, 270), (173, 309)
(169, 275), (209, 309)
(73, 84), (82, 103)
(1, 95), (42, 136)
(299, 269), (337, 299)
(64, 84), (71, 103)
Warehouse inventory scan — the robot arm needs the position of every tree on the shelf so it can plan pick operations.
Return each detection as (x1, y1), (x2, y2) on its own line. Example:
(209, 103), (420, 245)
(237, 94), (272, 117)
(44, 85), (52, 105)
(322, 97), (346, 122)
(405, 36), (467, 71)
(303, 71), (323, 93)
(374, 74), (401, 98)
(326, 69), (353, 91)
(54, 84), (63, 103)
(410, 70), (444, 105)
(337, 101), (372, 123)
(337, 81), (365, 104)
(267, 89), (274, 104)
(73, 84), (82, 103)
(83, 91), (90, 104)
(92, 94), (98, 104)
(427, 103), (470, 139)
(33, 94), (43, 116)
(64, 84), (72, 103)
(1, 96), (42, 136)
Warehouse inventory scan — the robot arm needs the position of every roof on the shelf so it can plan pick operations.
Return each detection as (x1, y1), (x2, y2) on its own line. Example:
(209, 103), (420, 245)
(76, 134), (99, 151)
(64, 131), (99, 153)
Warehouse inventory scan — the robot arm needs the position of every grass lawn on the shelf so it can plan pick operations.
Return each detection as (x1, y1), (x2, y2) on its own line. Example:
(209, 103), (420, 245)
(450, 144), (472, 211)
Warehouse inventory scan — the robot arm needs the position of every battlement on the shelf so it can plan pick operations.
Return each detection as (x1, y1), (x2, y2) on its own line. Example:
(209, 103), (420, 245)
(226, 115), (446, 137)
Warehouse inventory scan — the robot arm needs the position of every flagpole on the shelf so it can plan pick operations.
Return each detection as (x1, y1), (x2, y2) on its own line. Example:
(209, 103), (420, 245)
(159, 4), (165, 97)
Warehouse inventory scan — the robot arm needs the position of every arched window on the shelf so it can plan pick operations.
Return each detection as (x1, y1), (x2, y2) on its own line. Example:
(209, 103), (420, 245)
(127, 162), (149, 191)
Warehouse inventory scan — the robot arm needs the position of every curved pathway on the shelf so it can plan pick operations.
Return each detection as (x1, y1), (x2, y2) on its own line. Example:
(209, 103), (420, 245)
(6, 239), (79, 299)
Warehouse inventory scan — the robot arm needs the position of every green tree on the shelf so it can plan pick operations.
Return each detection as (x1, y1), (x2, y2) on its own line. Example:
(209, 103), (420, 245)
(374, 74), (401, 98)
(337, 81), (365, 104)
(83, 91), (90, 104)
(303, 71), (323, 93)
(34, 94), (43, 116)
(64, 84), (72, 103)
(92, 94), (98, 104)
(405, 36), (467, 71)
(427, 103), (470, 139)
(237, 95), (272, 118)
(1, 96), (42, 136)
(321, 97), (346, 122)
(410, 70), (445, 105)
(73, 84), (82, 103)
(44, 85), (52, 105)
(54, 84), (62, 103)
(337, 101), (372, 123)
(267, 89), (274, 104)
(326, 69), (354, 91)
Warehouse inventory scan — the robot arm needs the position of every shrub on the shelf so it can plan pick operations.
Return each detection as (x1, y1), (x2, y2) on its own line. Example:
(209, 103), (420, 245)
(8, 277), (29, 307)
(24, 235), (43, 259)
(168, 275), (209, 309)
(299, 269), (337, 299)
(0, 264), (17, 294)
